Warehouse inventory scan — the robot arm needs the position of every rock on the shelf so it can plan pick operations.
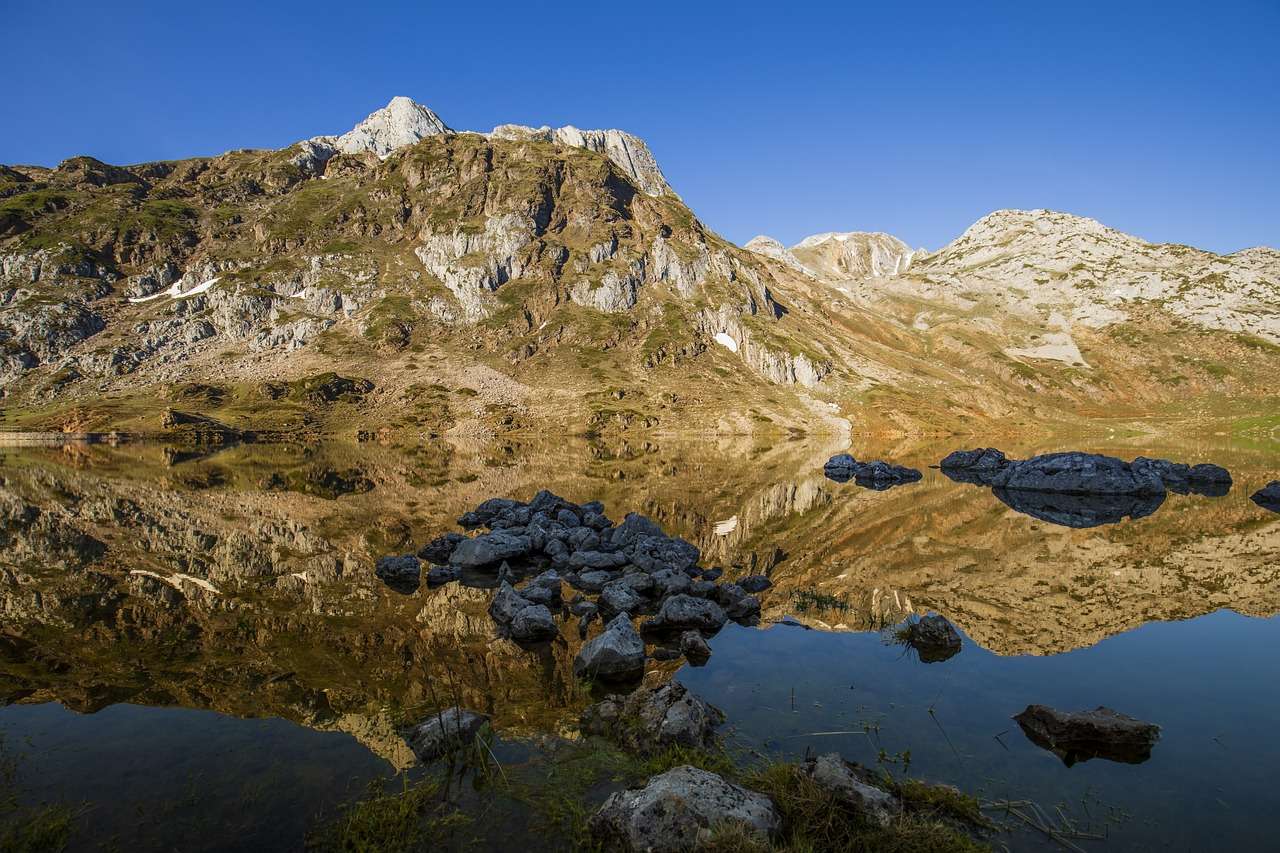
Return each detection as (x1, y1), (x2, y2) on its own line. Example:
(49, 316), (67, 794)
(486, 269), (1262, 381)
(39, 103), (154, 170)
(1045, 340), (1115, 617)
(599, 580), (646, 618)
(939, 448), (1011, 484)
(823, 454), (922, 488)
(1187, 463), (1232, 496)
(569, 550), (629, 570)
(458, 497), (524, 530)
(510, 604), (558, 643)
(988, 452), (1165, 495)
(488, 581), (531, 625)
(521, 570), (563, 607)
(1013, 705), (1161, 766)
(582, 682), (725, 752)
(590, 766), (779, 852)
(570, 598), (598, 618)
(449, 531), (533, 567)
(1251, 481), (1280, 512)
(993, 487), (1164, 528)
(417, 532), (465, 563)
(715, 583), (761, 622)
(406, 707), (490, 762)
(426, 564), (460, 586)
(650, 568), (692, 598)
(574, 570), (618, 593)
(652, 647), (681, 661)
(737, 575), (772, 593)
(574, 614), (645, 682)
(679, 630), (712, 663)
(374, 555), (420, 594)
(902, 614), (962, 662)
(644, 595), (727, 635)
(801, 753), (899, 827)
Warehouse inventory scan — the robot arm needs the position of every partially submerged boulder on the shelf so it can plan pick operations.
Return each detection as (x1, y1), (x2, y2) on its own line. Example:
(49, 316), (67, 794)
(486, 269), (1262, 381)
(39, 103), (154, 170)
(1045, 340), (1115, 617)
(902, 614), (962, 663)
(939, 448), (1010, 485)
(574, 614), (645, 682)
(1251, 481), (1280, 512)
(591, 766), (779, 852)
(989, 452), (1165, 496)
(406, 707), (490, 762)
(375, 554), (421, 594)
(1014, 704), (1160, 766)
(581, 681), (725, 752)
(824, 454), (922, 489)
(643, 595), (728, 635)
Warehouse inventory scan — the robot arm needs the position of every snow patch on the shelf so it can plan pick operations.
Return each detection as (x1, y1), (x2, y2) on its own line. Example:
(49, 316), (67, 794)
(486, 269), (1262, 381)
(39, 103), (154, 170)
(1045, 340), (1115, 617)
(713, 515), (738, 536)
(713, 332), (738, 353)
(129, 277), (221, 303)
(130, 569), (222, 595)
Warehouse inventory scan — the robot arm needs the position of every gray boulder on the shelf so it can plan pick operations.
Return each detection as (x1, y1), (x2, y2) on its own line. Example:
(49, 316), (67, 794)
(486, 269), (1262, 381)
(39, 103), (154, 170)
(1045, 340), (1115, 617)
(680, 630), (712, 663)
(802, 753), (899, 827)
(644, 595), (727, 635)
(488, 581), (531, 625)
(449, 531), (533, 567)
(510, 604), (558, 643)
(989, 452), (1165, 495)
(574, 614), (645, 682)
(1251, 481), (1280, 512)
(903, 613), (962, 663)
(1014, 704), (1161, 766)
(417, 532), (466, 563)
(406, 707), (490, 762)
(599, 580), (646, 618)
(737, 575), (772, 593)
(581, 681), (725, 752)
(591, 766), (779, 852)
(375, 555), (421, 594)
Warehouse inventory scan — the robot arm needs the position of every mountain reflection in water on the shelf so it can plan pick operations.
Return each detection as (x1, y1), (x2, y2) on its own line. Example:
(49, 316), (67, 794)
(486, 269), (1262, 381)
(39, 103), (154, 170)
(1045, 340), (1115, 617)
(0, 432), (1278, 851)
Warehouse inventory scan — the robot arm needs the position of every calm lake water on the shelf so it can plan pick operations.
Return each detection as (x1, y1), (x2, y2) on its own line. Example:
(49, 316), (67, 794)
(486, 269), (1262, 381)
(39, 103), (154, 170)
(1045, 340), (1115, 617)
(1, 431), (1277, 851)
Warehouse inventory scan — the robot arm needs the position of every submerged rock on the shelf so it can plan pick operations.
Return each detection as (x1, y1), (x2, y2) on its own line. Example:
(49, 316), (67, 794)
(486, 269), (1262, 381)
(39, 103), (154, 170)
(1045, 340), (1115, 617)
(1014, 704), (1160, 766)
(574, 614), (645, 682)
(824, 454), (922, 488)
(374, 554), (421, 594)
(406, 707), (490, 762)
(1251, 481), (1280, 512)
(902, 614), (962, 663)
(801, 753), (899, 827)
(591, 766), (779, 852)
(939, 448), (1010, 484)
(582, 681), (725, 752)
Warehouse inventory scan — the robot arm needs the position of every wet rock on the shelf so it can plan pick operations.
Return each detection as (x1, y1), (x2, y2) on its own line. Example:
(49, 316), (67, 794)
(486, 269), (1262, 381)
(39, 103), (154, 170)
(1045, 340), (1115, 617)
(989, 452), (1165, 495)
(417, 532), (465, 564)
(591, 766), (779, 852)
(406, 707), (490, 762)
(902, 614), (962, 662)
(1014, 704), (1161, 766)
(510, 603), (558, 643)
(488, 581), (531, 625)
(801, 753), (899, 827)
(458, 497), (523, 530)
(449, 531), (533, 568)
(582, 681), (725, 752)
(679, 630), (711, 663)
(599, 580), (645, 618)
(375, 555), (420, 594)
(574, 614), (645, 682)
(993, 487), (1165, 528)
(737, 574), (772, 593)
(715, 583), (761, 622)
(1251, 481), (1280, 512)
(644, 595), (727, 635)
(520, 570), (563, 607)
(652, 647), (681, 661)
(824, 454), (922, 489)
(426, 565), (460, 586)
(650, 568), (692, 598)
(939, 448), (1010, 484)
(569, 550), (629, 570)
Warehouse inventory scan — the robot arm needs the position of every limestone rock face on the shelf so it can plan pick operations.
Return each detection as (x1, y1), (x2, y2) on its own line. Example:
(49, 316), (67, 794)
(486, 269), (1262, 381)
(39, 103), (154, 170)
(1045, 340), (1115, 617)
(743, 236), (812, 275)
(317, 96), (453, 159)
(489, 123), (672, 196)
(791, 231), (920, 279)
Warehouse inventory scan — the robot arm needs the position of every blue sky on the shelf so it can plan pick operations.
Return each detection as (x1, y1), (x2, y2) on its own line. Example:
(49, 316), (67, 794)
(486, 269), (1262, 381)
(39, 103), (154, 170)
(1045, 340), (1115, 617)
(6, 0), (1277, 253)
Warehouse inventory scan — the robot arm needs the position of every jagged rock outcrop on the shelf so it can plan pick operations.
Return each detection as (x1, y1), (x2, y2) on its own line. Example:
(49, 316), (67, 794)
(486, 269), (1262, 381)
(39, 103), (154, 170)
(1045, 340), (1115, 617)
(490, 123), (672, 197)
(745, 231), (919, 281)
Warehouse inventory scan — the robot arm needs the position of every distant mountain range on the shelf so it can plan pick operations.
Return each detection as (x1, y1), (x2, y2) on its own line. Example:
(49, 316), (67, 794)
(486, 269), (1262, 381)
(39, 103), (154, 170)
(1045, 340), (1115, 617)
(1, 97), (1275, 439)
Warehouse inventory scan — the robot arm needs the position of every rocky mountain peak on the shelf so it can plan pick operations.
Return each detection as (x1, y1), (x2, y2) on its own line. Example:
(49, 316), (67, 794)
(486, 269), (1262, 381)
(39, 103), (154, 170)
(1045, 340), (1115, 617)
(319, 96), (453, 159)
(744, 231), (919, 281)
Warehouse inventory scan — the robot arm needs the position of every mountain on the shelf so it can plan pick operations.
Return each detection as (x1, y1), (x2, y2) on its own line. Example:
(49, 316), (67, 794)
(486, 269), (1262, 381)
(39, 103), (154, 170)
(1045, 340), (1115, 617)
(1, 98), (1276, 440)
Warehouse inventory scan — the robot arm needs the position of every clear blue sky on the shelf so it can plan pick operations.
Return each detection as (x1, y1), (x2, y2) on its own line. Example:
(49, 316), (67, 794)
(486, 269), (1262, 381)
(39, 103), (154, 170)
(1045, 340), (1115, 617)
(6, 0), (1278, 253)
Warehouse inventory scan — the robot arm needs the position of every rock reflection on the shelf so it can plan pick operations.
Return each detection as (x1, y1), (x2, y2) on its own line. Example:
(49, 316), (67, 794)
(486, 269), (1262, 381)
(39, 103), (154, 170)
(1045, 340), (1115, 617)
(991, 487), (1166, 528)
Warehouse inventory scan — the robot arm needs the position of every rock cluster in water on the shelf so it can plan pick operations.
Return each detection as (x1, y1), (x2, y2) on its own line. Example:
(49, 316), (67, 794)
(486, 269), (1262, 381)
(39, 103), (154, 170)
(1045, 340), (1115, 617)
(379, 490), (773, 673)
(823, 454), (922, 489)
(940, 449), (1237, 528)
(1013, 704), (1161, 767)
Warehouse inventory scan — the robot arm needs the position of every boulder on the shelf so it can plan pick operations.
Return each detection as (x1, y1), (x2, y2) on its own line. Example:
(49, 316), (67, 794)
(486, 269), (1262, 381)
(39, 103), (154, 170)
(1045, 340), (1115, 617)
(458, 497), (524, 530)
(644, 595), (727, 635)
(737, 575), (772, 593)
(939, 448), (1010, 484)
(679, 630), (712, 663)
(802, 753), (899, 827)
(569, 550), (630, 570)
(599, 580), (646, 618)
(902, 614), (962, 663)
(574, 614), (645, 682)
(1251, 481), (1280, 512)
(426, 565), (461, 586)
(1013, 704), (1160, 766)
(582, 681), (725, 752)
(417, 532), (465, 564)
(375, 555), (421, 594)
(406, 707), (490, 762)
(988, 452), (1165, 495)
(488, 581), (531, 625)
(449, 531), (533, 568)
(510, 604), (558, 643)
(591, 766), (779, 852)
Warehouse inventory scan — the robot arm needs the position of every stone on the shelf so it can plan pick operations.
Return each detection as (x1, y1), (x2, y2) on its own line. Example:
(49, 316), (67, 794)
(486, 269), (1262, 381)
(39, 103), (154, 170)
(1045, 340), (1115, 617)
(590, 766), (779, 852)
(417, 532), (465, 564)
(510, 604), (558, 643)
(488, 581), (531, 625)
(599, 580), (646, 618)
(644, 595), (727, 635)
(569, 550), (629, 570)
(449, 532), (533, 567)
(1014, 705), (1161, 766)
(737, 575), (772, 593)
(650, 568), (692, 598)
(715, 583), (760, 621)
(903, 614), (962, 662)
(1251, 481), (1280, 512)
(988, 452), (1165, 495)
(802, 753), (899, 827)
(375, 555), (420, 594)
(679, 630), (712, 663)
(406, 707), (489, 762)
(574, 614), (645, 682)
(458, 497), (523, 530)
(426, 564), (461, 586)
(582, 682), (725, 752)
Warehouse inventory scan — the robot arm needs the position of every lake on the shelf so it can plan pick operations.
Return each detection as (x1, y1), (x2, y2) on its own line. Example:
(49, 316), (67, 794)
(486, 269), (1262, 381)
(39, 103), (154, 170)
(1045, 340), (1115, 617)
(1, 430), (1277, 851)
